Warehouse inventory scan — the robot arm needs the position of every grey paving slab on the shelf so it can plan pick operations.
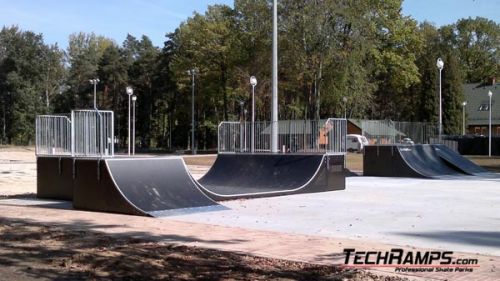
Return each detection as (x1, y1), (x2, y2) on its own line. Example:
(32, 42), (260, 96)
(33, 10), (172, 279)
(169, 176), (500, 256)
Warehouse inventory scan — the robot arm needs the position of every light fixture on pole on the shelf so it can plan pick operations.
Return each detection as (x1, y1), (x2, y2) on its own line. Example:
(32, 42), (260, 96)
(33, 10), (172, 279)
(250, 76), (257, 153)
(188, 68), (198, 155)
(462, 101), (467, 135)
(436, 58), (444, 143)
(132, 95), (137, 155)
(125, 86), (134, 156)
(342, 96), (348, 119)
(89, 78), (100, 109)
(488, 90), (493, 157)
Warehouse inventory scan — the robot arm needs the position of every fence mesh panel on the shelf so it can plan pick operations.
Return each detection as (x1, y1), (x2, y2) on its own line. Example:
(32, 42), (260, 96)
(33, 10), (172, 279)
(218, 119), (346, 154)
(36, 110), (114, 157)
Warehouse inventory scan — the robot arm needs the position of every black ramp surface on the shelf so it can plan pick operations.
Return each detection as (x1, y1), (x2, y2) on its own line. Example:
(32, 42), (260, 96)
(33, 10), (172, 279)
(363, 145), (423, 178)
(432, 144), (490, 175)
(364, 145), (469, 178)
(73, 157), (222, 217)
(198, 154), (345, 200)
(398, 145), (464, 178)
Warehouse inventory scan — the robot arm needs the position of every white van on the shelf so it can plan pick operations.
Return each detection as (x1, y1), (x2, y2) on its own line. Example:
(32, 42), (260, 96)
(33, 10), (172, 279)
(346, 134), (369, 152)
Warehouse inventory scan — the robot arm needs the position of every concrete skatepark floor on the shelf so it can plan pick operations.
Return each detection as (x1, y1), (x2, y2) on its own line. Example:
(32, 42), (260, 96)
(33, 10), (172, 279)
(1, 147), (500, 280)
(170, 177), (500, 256)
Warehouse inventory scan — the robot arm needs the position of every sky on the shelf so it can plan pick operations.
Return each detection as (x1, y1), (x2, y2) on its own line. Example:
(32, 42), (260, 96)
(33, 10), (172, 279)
(0, 0), (499, 49)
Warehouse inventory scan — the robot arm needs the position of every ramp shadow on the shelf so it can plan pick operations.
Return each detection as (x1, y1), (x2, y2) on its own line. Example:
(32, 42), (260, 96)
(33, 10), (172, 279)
(390, 231), (500, 248)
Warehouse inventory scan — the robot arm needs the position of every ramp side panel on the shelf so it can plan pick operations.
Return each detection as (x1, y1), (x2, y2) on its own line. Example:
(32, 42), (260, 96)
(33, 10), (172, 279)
(363, 146), (423, 178)
(302, 154), (346, 193)
(432, 144), (489, 175)
(37, 156), (74, 200)
(106, 158), (218, 212)
(73, 159), (145, 216)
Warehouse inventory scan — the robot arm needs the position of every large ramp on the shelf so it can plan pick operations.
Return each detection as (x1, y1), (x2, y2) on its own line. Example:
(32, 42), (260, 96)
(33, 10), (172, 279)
(364, 145), (465, 178)
(73, 157), (222, 217)
(198, 154), (345, 200)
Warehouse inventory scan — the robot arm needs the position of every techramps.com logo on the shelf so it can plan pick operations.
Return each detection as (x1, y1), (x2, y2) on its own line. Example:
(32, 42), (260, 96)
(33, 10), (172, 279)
(341, 248), (479, 273)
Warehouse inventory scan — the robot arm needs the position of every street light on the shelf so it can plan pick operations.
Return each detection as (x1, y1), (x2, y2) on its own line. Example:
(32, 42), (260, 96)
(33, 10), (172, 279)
(271, 0), (278, 153)
(89, 78), (100, 109)
(188, 68), (197, 155)
(239, 100), (245, 152)
(342, 96), (348, 119)
(125, 86), (133, 156)
(488, 90), (493, 157)
(436, 58), (444, 143)
(250, 76), (257, 153)
(132, 95), (137, 155)
(462, 101), (467, 135)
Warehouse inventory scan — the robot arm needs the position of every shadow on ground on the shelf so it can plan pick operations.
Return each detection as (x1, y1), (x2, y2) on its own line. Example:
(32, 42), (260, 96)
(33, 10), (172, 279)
(391, 231), (500, 249)
(0, 216), (396, 281)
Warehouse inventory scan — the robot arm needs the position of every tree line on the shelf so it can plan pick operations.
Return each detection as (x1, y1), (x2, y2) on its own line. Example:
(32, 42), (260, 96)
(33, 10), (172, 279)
(1, 0), (499, 150)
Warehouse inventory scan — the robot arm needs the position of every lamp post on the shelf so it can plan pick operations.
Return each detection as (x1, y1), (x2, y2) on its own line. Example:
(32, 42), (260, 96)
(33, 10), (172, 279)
(436, 58), (444, 143)
(488, 90), (493, 157)
(188, 69), (197, 155)
(271, 0), (278, 153)
(250, 76), (257, 153)
(462, 101), (467, 135)
(342, 96), (348, 119)
(89, 78), (100, 109)
(239, 100), (244, 152)
(125, 86), (133, 156)
(132, 95), (137, 155)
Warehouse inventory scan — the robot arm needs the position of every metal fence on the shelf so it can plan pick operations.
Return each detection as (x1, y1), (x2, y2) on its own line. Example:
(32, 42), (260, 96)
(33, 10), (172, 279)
(36, 110), (114, 157)
(218, 118), (346, 154)
(360, 120), (438, 144)
(35, 115), (72, 155)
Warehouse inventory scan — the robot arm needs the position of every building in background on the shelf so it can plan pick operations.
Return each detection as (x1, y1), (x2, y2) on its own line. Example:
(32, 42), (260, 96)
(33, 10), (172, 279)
(464, 80), (500, 136)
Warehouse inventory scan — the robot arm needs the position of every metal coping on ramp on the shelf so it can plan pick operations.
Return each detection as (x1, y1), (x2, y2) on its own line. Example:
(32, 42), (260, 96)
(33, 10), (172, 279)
(37, 153), (346, 216)
(363, 144), (499, 179)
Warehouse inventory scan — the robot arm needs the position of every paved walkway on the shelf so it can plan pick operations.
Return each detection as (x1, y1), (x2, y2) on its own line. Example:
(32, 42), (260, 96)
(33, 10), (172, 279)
(0, 204), (498, 280)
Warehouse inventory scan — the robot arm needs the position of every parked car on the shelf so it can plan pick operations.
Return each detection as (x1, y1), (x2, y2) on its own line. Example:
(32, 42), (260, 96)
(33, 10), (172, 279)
(401, 138), (415, 145)
(346, 134), (369, 152)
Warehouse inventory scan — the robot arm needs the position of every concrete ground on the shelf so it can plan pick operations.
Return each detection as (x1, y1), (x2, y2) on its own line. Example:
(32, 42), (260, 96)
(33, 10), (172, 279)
(170, 176), (500, 256)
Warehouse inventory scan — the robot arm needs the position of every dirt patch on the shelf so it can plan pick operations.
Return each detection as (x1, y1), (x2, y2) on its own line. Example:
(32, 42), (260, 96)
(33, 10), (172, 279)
(182, 155), (216, 166)
(0, 218), (405, 281)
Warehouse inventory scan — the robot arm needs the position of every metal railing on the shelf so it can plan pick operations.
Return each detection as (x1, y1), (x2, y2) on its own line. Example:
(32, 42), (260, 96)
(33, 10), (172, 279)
(218, 118), (347, 154)
(360, 120), (437, 144)
(35, 115), (72, 155)
(36, 110), (114, 157)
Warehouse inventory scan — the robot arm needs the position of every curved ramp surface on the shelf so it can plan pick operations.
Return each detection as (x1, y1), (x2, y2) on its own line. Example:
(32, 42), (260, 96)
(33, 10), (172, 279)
(364, 145), (465, 178)
(398, 145), (464, 178)
(73, 157), (222, 217)
(432, 144), (492, 175)
(197, 154), (345, 200)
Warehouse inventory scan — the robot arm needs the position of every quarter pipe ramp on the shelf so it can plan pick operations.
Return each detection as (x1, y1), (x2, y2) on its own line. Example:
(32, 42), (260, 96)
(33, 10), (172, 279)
(72, 157), (223, 217)
(364, 144), (497, 178)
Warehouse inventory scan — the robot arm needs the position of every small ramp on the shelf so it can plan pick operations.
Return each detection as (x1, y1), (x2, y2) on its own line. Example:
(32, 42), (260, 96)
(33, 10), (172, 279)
(398, 145), (465, 178)
(432, 144), (493, 176)
(197, 154), (345, 200)
(364, 145), (465, 178)
(73, 157), (224, 217)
